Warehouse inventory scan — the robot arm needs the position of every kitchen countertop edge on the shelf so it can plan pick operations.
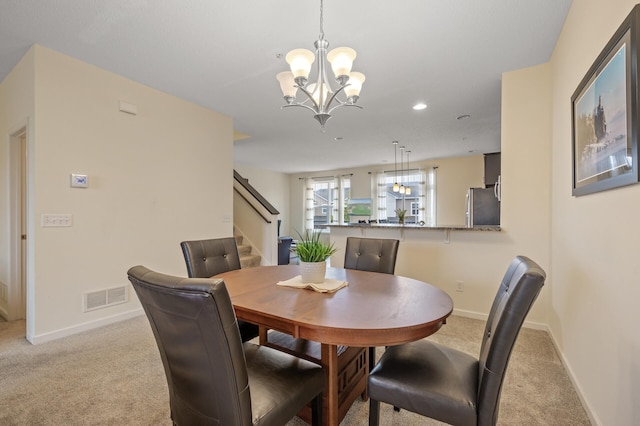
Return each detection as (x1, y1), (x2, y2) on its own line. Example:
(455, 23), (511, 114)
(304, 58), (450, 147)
(329, 224), (501, 231)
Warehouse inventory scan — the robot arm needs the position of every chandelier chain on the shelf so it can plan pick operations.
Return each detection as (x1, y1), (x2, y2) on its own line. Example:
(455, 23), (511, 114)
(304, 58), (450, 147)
(319, 0), (325, 40)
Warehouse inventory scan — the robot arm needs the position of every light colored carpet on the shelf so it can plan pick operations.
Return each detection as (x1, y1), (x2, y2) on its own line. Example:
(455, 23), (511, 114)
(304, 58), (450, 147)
(0, 315), (590, 425)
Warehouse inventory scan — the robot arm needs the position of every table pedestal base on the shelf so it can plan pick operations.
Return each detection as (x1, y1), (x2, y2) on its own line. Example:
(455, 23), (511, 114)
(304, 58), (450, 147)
(266, 331), (368, 425)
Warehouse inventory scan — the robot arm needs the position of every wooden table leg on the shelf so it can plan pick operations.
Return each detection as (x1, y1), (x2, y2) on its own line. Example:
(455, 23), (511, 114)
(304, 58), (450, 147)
(258, 326), (268, 345)
(321, 343), (339, 426)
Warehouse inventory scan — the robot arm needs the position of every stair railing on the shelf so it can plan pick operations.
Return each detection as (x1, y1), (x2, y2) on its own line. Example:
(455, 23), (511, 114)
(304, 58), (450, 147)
(233, 170), (280, 265)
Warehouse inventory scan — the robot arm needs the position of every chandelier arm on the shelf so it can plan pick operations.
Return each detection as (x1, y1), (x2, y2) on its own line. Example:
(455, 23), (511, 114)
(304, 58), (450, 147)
(322, 84), (349, 111)
(326, 103), (363, 115)
(281, 103), (323, 114)
(296, 85), (322, 112)
(323, 84), (365, 114)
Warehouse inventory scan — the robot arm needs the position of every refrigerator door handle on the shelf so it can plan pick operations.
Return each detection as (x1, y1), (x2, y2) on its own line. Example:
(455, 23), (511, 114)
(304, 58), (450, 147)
(494, 175), (501, 202)
(465, 191), (471, 227)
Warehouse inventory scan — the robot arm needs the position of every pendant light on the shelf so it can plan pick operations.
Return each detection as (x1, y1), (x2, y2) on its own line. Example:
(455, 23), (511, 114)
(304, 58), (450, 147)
(392, 141), (399, 192)
(405, 150), (412, 195)
(399, 146), (406, 194)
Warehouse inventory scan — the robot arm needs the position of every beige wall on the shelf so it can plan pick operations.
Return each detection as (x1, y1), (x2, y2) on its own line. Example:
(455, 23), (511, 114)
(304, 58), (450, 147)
(549, 1), (640, 424)
(0, 46), (234, 342)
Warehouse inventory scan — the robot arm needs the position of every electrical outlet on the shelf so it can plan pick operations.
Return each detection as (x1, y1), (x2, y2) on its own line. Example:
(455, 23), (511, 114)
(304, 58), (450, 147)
(456, 280), (464, 292)
(41, 214), (73, 227)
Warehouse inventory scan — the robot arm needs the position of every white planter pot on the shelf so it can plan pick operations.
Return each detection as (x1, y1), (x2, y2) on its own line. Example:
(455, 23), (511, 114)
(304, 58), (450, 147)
(299, 261), (327, 284)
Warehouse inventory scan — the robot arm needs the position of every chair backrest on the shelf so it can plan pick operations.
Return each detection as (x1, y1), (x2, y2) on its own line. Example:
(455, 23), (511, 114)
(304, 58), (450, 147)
(127, 265), (252, 425)
(180, 237), (241, 278)
(343, 237), (399, 274)
(476, 255), (546, 425)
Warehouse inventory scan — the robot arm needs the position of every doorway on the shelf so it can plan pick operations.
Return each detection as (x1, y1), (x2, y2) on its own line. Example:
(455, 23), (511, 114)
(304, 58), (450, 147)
(8, 125), (27, 322)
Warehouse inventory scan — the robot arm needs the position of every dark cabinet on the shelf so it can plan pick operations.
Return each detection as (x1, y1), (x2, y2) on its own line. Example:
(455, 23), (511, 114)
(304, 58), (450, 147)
(484, 152), (501, 187)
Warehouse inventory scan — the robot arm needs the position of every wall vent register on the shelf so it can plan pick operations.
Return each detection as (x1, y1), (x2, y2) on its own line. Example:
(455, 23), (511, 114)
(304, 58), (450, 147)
(83, 286), (128, 312)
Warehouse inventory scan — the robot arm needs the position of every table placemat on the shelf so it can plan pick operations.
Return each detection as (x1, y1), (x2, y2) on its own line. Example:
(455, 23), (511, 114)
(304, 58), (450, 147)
(277, 275), (348, 293)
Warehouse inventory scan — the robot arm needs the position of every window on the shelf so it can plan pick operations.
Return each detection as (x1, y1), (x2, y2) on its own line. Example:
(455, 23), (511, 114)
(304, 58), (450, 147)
(374, 168), (436, 225)
(305, 175), (351, 230)
(410, 201), (419, 216)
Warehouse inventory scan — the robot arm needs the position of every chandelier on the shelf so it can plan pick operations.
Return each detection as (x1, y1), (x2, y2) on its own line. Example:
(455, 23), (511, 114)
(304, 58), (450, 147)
(276, 0), (365, 128)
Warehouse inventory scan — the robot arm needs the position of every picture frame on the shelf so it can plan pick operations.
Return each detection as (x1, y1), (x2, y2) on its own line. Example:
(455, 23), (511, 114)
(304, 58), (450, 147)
(571, 5), (640, 196)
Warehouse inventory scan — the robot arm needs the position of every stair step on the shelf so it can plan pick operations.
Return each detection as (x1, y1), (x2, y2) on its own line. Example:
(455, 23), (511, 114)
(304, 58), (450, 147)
(237, 244), (252, 256)
(240, 254), (261, 269)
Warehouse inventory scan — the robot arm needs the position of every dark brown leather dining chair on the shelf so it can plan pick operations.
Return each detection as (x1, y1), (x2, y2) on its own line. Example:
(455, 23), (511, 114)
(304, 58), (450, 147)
(368, 255), (546, 426)
(344, 237), (399, 274)
(128, 266), (325, 426)
(180, 237), (259, 342)
(344, 236), (400, 371)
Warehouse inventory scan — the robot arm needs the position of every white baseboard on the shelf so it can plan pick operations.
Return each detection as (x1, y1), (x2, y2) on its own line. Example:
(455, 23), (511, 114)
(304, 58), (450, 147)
(29, 308), (144, 345)
(546, 326), (600, 426)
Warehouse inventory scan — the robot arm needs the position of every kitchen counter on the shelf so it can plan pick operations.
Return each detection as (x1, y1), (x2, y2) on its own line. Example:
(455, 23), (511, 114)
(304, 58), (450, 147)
(328, 223), (504, 267)
(329, 223), (501, 231)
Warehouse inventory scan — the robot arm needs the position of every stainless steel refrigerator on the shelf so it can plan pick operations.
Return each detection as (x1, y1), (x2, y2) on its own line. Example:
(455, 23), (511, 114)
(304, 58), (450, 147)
(465, 186), (500, 226)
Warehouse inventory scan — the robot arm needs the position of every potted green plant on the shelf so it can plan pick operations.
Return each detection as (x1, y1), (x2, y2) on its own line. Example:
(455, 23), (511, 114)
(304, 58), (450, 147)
(296, 229), (338, 283)
(395, 208), (407, 225)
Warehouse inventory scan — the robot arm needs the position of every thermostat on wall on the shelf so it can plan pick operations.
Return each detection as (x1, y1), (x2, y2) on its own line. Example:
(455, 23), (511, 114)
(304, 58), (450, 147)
(71, 174), (88, 188)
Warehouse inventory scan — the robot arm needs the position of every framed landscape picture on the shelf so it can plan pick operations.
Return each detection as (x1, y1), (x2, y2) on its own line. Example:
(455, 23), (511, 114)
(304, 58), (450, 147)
(571, 5), (640, 196)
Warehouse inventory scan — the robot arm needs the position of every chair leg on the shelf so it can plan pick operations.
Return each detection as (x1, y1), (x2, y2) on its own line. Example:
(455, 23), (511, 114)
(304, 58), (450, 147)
(369, 346), (376, 372)
(369, 398), (380, 426)
(311, 392), (322, 426)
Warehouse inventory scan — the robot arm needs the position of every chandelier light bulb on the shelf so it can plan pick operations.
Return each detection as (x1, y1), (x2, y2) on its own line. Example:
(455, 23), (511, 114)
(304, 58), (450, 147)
(276, 71), (298, 103)
(327, 47), (357, 82)
(286, 49), (315, 83)
(344, 72), (366, 102)
(399, 185), (406, 194)
(393, 182), (399, 192)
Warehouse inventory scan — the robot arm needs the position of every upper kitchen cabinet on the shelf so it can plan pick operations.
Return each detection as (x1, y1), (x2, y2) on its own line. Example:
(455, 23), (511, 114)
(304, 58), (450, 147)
(484, 152), (501, 187)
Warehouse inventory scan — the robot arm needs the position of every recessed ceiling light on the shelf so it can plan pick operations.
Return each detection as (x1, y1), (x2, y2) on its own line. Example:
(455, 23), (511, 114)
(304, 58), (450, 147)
(413, 103), (427, 111)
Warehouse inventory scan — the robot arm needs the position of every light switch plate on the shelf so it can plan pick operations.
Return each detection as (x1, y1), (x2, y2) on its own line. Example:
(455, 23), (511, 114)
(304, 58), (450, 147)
(71, 174), (88, 188)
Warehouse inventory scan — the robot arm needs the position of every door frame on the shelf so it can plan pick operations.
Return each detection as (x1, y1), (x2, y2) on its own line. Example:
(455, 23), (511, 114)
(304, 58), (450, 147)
(8, 120), (29, 323)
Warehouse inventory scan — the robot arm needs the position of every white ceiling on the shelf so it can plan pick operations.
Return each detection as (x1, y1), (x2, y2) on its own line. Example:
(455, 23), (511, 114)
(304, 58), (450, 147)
(0, 0), (572, 174)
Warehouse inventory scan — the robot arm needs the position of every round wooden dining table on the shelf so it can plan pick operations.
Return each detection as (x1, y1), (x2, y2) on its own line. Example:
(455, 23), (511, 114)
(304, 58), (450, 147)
(215, 264), (453, 426)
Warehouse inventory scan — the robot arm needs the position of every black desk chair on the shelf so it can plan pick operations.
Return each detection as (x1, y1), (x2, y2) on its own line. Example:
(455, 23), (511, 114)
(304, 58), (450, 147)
(368, 255), (546, 426)
(344, 237), (400, 371)
(180, 237), (259, 342)
(128, 266), (324, 426)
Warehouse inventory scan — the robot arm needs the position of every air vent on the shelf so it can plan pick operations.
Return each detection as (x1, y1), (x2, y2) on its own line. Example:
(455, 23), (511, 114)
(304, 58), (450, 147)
(83, 285), (128, 312)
